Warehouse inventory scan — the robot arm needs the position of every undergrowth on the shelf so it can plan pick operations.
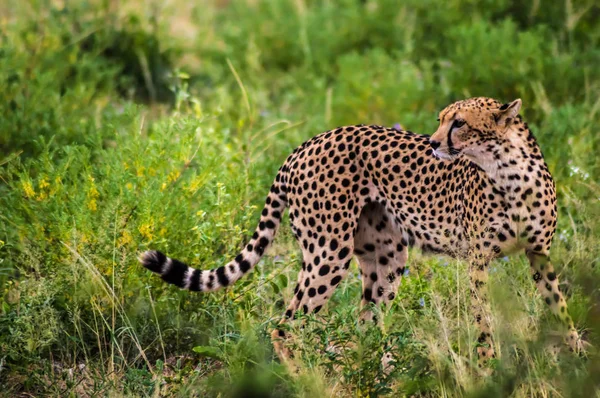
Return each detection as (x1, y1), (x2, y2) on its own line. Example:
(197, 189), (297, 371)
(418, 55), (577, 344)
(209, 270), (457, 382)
(1, 0), (599, 396)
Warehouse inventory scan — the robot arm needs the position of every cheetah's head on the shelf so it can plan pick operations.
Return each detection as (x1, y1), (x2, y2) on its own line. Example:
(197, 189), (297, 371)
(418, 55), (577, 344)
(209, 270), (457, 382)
(429, 97), (522, 162)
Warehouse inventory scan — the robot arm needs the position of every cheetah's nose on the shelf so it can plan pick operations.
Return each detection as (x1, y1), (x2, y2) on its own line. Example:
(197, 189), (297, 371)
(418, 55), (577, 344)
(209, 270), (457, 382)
(430, 140), (441, 150)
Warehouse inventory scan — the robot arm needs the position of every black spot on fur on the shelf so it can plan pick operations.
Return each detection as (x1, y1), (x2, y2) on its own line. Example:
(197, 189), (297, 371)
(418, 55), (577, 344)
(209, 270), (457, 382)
(160, 258), (188, 288)
(189, 269), (202, 291)
(338, 247), (350, 260)
(216, 266), (229, 287)
(240, 260), (251, 273)
(319, 265), (331, 276)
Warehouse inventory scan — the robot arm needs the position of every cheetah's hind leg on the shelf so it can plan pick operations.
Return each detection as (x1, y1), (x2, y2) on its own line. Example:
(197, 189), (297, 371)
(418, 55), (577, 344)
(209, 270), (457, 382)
(270, 240), (354, 373)
(354, 202), (408, 375)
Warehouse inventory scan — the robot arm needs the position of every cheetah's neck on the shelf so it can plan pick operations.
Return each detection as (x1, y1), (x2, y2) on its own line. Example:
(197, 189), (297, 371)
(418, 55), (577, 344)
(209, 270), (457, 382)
(468, 124), (550, 195)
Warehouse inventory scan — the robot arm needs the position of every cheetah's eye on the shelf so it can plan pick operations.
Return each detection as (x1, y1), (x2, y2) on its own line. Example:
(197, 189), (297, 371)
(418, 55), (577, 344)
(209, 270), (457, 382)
(453, 119), (466, 128)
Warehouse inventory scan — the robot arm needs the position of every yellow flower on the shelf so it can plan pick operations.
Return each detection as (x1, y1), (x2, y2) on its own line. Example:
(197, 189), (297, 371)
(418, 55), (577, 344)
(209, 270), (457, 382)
(167, 169), (181, 183)
(34, 177), (51, 201)
(187, 174), (209, 193)
(139, 223), (154, 240)
(38, 177), (50, 189)
(22, 180), (35, 198)
(118, 230), (133, 247)
(87, 176), (100, 211)
(126, 182), (133, 190)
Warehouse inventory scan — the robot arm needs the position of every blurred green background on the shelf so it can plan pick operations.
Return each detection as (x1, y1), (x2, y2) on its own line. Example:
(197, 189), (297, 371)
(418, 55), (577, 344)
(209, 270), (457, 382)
(1, 0), (599, 396)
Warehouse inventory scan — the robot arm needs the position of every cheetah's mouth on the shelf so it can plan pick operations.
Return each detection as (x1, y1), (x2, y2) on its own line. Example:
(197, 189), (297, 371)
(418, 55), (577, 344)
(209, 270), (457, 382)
(434, 127), (463, 160)
(433, 149), (460, 161)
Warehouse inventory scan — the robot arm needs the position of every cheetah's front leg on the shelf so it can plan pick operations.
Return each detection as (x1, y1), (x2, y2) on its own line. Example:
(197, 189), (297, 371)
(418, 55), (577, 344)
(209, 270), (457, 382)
(527, 251), (583, 353)
(469, 259), (495, 368)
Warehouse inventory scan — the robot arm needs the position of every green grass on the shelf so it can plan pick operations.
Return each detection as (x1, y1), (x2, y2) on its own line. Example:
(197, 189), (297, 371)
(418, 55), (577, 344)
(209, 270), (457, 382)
(1, 0), (600, 396)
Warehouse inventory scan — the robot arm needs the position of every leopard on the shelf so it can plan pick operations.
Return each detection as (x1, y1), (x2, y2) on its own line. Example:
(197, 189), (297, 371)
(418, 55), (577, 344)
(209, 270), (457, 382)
(140, 97), (583, 369)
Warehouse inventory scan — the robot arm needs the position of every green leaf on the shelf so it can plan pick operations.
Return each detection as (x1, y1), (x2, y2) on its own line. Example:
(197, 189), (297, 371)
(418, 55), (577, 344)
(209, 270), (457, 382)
(192, 345), (222, 359)
(269, 280), (280, 294)
(277, 273), (288, 289)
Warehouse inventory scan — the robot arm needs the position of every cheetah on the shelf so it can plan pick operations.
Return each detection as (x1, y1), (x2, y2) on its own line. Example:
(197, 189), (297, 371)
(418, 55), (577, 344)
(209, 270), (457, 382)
(140, 97), (582, 369)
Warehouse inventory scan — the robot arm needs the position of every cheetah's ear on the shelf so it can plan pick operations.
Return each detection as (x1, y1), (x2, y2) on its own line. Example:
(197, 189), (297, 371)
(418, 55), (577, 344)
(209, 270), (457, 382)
(494, 98), (522, 128)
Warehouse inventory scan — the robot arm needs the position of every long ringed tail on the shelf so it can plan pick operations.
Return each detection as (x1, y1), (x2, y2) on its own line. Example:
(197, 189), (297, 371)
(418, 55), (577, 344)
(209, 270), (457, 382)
(139, 169), (288, 292)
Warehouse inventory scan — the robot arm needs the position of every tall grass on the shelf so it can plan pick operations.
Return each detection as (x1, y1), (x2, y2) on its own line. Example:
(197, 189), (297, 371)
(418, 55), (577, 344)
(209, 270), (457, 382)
(1, 0), (599, 396)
